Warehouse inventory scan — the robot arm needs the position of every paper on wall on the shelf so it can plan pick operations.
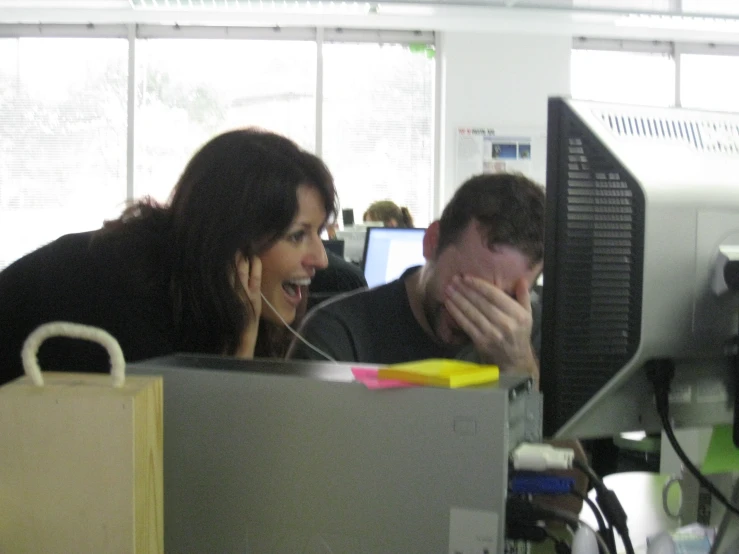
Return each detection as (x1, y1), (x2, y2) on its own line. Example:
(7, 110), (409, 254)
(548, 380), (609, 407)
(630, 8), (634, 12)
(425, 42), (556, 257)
(455, 127), (538, 186)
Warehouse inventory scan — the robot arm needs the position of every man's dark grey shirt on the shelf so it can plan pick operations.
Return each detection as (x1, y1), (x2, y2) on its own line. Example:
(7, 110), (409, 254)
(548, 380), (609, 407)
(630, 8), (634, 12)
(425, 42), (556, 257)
(289, 266), (542, 365)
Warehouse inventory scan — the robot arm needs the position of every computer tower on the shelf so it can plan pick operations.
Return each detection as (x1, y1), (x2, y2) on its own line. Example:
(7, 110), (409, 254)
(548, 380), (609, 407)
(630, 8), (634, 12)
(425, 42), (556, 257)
(128, 355), (541, 554)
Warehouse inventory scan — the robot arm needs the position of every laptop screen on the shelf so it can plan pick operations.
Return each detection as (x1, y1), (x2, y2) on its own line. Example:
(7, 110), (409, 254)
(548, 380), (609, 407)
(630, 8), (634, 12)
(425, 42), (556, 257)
(361, 227), (426, 288)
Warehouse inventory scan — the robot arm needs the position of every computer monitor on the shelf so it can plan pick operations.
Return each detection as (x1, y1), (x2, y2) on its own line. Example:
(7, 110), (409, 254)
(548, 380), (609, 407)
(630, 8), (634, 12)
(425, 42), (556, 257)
(361, 227), (426, 289)
(342, 208), (355, 226)
(335, 223), (384, 264)
(541, 97), (739, 440)
(322, 239), (345, 258)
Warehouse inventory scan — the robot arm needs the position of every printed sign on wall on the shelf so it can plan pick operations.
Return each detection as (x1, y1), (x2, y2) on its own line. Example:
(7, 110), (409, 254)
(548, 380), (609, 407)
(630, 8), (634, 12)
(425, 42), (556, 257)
(456, 127), (540, 187)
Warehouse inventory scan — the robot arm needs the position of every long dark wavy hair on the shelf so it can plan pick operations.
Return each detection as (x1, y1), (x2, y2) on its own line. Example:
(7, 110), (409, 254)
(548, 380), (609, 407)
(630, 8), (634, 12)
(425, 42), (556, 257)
(99, 128), (337, 358)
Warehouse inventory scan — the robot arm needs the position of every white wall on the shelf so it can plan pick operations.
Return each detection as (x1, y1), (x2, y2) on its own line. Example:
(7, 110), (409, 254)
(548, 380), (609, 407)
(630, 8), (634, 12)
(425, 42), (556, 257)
(437, 31), (572, 214)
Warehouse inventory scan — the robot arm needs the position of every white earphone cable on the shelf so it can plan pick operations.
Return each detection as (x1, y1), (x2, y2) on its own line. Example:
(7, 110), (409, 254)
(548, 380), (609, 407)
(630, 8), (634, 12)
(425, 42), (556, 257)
(259, 292), (337, 363)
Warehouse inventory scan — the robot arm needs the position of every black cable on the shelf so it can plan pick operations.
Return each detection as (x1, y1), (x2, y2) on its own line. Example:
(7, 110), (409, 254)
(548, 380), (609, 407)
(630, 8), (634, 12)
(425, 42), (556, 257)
(646, 358), (739, 518)
(732, 335), (739, 448)
(543, 528), (572, 554)
(506, 517), (573, 554)
(572, 458), (635, 554)
(570, 489), (606, 535)
(506, 521), (549, 543)
(571, 488), (612, 554)
(526, 500), (615, 554)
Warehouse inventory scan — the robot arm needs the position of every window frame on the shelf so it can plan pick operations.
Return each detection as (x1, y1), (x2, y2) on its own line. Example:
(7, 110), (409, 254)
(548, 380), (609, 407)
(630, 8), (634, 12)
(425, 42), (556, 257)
(0, 23), (437, 218)
(573, 35), (739, 110)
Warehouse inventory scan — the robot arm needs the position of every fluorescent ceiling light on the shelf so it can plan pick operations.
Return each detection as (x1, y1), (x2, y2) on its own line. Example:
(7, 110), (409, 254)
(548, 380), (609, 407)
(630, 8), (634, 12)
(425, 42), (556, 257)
(0, 0), (130, 6)
(369, 3), (436, 16)
(130, 0), (373, 13)
(615, 13), (739, 33)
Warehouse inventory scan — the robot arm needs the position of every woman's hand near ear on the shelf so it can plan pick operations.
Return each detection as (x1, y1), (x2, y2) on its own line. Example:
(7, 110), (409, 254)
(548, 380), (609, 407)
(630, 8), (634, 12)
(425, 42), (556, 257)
(234, 252), (262, 358)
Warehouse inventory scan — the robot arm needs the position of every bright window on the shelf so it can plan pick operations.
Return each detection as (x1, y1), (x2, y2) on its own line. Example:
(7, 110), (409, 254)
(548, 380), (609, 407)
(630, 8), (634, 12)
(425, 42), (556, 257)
(681, 0), (739, 16)
(134, 38), (316, 202)
(572, 0), (671, 10)
(0, 32), (435, 270)
(321, 43), (435, 227)
(0, 37), (128, 270)
(680, 54), (739, 112)
(571, 49), (675, 107)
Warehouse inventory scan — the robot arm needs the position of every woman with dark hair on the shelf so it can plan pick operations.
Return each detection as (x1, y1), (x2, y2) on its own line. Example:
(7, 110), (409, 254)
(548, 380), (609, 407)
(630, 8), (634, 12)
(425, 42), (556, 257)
(0, 128), (337, 385)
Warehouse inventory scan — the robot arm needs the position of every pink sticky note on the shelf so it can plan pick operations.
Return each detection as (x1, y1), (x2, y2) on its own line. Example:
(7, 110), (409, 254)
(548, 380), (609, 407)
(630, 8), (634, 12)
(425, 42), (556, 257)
(351, 367), (417, 389)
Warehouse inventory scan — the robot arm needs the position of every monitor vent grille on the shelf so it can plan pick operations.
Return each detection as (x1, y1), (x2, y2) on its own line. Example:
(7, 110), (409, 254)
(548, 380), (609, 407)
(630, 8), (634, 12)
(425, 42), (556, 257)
(595, 109), (739, 156)
(555, 125), (645, 418)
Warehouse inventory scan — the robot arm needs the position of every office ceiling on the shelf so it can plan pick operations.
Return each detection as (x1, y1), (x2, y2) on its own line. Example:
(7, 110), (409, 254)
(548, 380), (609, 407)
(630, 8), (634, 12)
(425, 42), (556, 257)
(0, 0), (726, 14)
(2, 0), (739, 43)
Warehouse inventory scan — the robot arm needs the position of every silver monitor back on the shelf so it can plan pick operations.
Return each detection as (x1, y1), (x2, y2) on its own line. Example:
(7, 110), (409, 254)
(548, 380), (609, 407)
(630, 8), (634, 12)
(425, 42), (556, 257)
(128, 355), (540, 554)
(542, 97), (739, 439)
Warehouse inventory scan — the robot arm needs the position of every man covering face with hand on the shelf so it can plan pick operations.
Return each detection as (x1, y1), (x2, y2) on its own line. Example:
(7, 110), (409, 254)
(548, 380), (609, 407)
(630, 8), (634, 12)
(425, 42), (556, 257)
(288, 172), (544, 385)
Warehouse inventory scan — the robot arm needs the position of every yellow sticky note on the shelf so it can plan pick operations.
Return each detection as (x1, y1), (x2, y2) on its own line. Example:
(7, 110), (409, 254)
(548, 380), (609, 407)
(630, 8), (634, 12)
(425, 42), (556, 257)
(701, 424), (739, 475)
(377, 359), (500, 388)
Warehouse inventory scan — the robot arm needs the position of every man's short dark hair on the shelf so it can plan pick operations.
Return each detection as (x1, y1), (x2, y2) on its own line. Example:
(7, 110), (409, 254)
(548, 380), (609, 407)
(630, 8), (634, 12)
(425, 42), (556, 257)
(436, 173), (545, 265)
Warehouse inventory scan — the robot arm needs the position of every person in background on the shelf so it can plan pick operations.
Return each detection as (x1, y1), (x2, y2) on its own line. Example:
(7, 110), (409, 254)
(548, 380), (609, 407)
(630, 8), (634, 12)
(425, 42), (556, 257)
(0, 128), (336, 386)
(363, 200), (415, 228)
(288, 172), (542, 386)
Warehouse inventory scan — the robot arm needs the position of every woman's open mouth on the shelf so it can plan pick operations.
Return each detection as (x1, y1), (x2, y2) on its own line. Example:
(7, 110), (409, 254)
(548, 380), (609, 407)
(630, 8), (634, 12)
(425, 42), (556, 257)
(282, 278), (311, 303)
